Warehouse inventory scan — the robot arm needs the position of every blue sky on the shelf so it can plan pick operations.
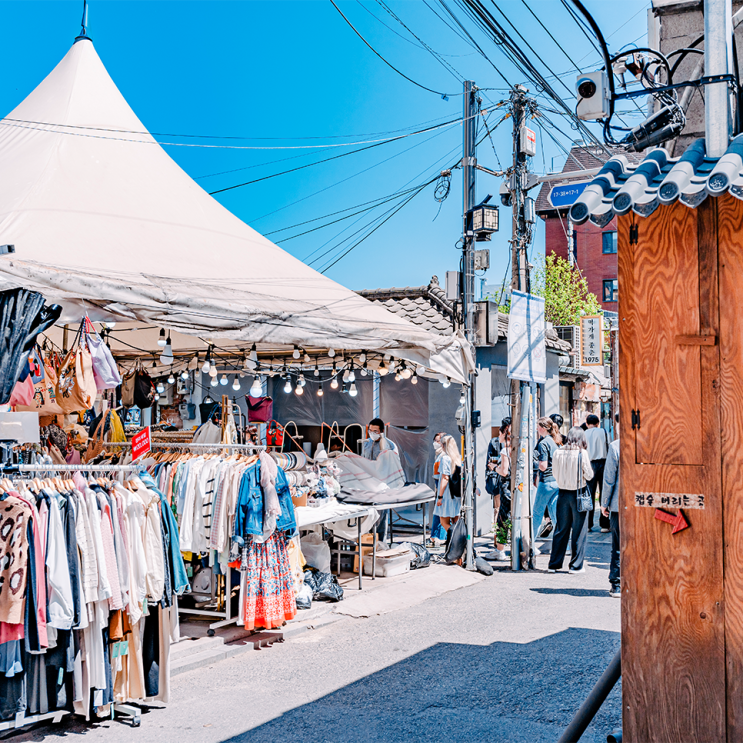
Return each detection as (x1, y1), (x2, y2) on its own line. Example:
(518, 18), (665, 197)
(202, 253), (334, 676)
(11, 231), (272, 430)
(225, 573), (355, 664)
(0, 0), (649, 292)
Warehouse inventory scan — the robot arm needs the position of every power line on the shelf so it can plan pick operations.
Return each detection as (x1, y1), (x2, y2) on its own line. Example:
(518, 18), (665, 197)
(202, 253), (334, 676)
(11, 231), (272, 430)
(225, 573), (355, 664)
(328, 0), (460, 97)
(208, 117), (461, 195)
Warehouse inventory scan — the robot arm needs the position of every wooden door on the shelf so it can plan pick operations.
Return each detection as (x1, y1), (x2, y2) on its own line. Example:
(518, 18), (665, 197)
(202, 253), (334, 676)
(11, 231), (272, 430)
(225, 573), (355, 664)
(619, 200), (725, 742)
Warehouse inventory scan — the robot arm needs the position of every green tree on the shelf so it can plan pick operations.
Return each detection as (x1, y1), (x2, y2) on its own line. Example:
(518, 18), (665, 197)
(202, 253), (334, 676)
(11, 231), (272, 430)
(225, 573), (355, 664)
(531, 253), (602, 326)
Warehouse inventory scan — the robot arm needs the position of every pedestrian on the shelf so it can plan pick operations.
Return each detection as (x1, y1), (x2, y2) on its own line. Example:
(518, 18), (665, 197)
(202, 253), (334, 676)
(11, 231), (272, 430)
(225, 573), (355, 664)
(601, 413), (621, 597)
(548, 426), (594, 573)
(532, 416), (562, 541)
(484, 419), (511, 562)
(584, 413), (610, 532)
(433, 434), (462, 537)
(427, 432), (447, 546)
(549, 412), (564, 435)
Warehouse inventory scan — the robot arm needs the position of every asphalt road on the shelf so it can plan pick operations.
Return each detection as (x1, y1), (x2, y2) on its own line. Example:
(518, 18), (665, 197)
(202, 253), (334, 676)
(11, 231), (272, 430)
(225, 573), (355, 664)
(8, 538), (620, 743)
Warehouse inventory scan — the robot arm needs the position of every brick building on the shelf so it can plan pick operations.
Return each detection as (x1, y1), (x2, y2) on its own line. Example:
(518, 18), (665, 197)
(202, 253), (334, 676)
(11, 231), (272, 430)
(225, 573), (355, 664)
(535, 145), (621, 313)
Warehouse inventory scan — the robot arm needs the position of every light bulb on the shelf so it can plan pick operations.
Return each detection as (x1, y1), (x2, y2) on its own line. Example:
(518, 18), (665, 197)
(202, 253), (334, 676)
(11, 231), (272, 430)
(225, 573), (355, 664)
(295, 385), (304, 396)
(249, 378), (262, 397)
(389, 358), (397, 372)
(411, 376), (418, 385)
(202, 359), (211, 374)
(104, 321), (116, 329)
(330, 377), (339, 390)
(442, 377), (451, 389)
(158, 328), (166, 347)
(180, 369), (189, 381)
(250, 343), (258, 363)
(343, 369), (350, 382)
(156, 382), (165, 394)
(154, 393), (160, 401)
(328, 348), (336, 358)
(232, 377), (241, 391)
(341, 382), (348, 394)
(211, 376), (218, 387)
(317, 384), (324, 397)
(220, 374), (228, 386)
(293, 345), (300, 359)
(204, 394), (213, 404)
(304, 353), (311, 364)
(378, 361), (388, 377)
(349, 383), (358, 397)
(209, 365), (218, 378)
(284, 378), (292, 394)
(359, 352), (366, 363)
(299, 374), (306, 387)
(314, 365), (320, 377)
(360, 367), (368, 377)
(348, 370), (356, 383)
(167, 373), (175, 384)
(402, 368), (412, 380)
(395, 373), (401, 381)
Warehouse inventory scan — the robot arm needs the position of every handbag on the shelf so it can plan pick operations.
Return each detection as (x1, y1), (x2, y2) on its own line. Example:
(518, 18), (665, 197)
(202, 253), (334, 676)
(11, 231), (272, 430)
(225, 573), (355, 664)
(84, 316), (122, 391)
(56, 343), (97, 413)
(576, 451), (593, 513)
(121, 360), (155, 409)
(266, 420), (284, 447)
(84, 409), (110, 463)
(247, 395), (273, 423)
(16, 349), (64, 415)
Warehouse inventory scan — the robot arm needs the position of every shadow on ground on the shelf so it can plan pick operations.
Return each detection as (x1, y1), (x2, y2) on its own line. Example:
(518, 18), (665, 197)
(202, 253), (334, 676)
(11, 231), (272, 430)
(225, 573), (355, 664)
(219, 627), (621, 743)
(530, 587), (612, 598)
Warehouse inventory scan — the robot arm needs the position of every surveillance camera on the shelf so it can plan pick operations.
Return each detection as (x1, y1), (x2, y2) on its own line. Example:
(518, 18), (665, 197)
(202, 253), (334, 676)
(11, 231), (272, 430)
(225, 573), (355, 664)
(499, 181), (512, 208)
(527, 262), (535, 271)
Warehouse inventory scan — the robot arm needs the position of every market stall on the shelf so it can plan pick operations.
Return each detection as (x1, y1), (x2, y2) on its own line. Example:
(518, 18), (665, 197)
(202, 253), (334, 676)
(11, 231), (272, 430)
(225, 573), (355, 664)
(0, 32), (464, 733)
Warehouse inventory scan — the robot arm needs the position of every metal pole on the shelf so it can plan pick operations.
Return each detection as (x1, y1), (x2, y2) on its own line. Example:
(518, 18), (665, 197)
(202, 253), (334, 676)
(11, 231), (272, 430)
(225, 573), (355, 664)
(705, 0), (733, 157)
(462, 80), (477, 571)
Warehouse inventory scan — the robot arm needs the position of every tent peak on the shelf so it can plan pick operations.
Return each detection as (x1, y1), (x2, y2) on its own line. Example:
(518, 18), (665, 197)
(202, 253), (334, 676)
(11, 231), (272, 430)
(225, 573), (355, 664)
(74, 0), (92, 44)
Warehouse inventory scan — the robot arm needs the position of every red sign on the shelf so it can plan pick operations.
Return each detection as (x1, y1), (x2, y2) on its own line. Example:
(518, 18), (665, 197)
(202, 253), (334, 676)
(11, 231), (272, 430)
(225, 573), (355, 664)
(131, 427), (151, 461)
(654, 508), (690, 534)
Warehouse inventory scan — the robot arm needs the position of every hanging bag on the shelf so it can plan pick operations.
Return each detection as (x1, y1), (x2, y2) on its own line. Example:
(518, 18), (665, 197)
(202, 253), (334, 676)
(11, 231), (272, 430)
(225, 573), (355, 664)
(247, 395), (273, 423)
(56, 322), (97, 413)
(121, 359), (155, 409)
(266, 420), (284, 447)
(84, 409), (110, 463)
(449, 464), (462, 498)
(83, 316), (122, 391)
(576, 449), (593, 513)
(16, 348), (64, 415)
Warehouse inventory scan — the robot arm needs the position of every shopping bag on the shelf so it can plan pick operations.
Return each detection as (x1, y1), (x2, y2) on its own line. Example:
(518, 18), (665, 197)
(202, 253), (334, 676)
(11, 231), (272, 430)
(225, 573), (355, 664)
(247, 395), (273, 423)
(84, 317), (122, 390)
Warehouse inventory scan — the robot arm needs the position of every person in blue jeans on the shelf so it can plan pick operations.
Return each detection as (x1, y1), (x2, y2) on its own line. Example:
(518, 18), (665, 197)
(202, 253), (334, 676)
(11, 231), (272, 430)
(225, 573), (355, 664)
(532, 417), (562, 541)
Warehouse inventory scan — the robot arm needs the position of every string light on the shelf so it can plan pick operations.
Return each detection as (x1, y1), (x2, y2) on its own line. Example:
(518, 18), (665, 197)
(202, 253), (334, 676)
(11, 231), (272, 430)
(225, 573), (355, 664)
(156, 381), (165, 394)
(330, 377), (339, 390)
(249, 377), (262, 397)
(209, 365), (218, 378)
(442, 377), (451, 388)
(341, 382), (348, 394)
(360, 360), (368, 377)
(159, 334), (173, 365)
(158, 328), (166, 347)
(348, 362), (356, 383)
(295, 384), (304, 396)
(328, 348), (336, 358)
(210, 376), (218, 387)
(317, 384), (324, 397)
(359, 352), (366, 363)
(202, 349), (211, 374)
(378, 360), (388, 376)
(167, 370), (175, 384)
(204, 394), (213, 404)
(220, 374), (228, 386)
(284, 377), (292, 394)
(304, 353), (311, 364)
(411, 375), (418, 385)
(232, 377), (241, 391)
(180, 368), (189, 381)
(349, 383), (358, 397)
(298, 374), (306, 387)
(293, 345), (300, 359)
(314, 361), (320, 377)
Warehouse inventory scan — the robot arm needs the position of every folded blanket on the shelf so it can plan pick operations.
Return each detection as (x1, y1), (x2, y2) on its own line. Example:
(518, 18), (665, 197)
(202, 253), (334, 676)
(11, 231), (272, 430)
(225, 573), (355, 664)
(338, 482), (435, 505)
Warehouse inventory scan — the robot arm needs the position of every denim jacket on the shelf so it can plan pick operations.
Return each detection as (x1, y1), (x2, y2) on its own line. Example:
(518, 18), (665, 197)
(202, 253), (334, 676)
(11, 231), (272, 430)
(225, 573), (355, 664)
(233, 463), (297, 544)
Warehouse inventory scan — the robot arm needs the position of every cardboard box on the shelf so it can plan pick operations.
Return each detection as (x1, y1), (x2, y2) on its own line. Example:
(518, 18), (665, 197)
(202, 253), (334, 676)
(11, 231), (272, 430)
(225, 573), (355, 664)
(353, 533), (376, 574)
(292, 491), (308, 508)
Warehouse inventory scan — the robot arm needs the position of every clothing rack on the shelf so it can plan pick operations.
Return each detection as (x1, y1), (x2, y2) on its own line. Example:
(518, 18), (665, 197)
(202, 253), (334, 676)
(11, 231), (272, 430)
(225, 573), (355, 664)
(100, 441), (266, 451)
(12, 463), (142, 472)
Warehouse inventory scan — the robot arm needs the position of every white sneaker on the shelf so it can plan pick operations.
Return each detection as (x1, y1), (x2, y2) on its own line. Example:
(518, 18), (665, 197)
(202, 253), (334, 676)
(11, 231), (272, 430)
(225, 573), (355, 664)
(484, 549), (509, 562)
(569, 566), (586, 574)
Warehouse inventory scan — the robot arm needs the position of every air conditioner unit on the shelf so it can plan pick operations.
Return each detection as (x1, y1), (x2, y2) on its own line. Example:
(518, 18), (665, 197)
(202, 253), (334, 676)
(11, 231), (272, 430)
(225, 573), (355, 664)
(555, 325), (581, 356)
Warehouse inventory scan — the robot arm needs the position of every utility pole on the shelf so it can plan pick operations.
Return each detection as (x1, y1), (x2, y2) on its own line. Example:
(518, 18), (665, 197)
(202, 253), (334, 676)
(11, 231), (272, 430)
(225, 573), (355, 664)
(508, 84), (536, 571)
(461, 80), (478, 572)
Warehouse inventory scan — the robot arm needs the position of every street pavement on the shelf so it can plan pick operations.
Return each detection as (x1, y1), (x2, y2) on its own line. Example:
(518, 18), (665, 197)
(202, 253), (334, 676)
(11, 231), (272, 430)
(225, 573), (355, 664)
(9, 535), (620, 743)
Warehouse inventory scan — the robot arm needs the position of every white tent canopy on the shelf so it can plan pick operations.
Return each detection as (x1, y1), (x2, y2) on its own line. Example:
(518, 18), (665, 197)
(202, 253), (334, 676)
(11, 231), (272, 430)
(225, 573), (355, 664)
(0, 37), (471, 382)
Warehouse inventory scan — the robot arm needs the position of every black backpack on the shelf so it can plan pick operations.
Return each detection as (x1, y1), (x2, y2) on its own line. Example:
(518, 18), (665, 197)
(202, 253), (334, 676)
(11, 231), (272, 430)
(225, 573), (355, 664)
(449, 465), (462, 498)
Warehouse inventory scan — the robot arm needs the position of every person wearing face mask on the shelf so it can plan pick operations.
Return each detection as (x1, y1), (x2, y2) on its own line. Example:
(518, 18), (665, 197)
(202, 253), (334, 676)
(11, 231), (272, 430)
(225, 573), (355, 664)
(362, 418), (398, 461)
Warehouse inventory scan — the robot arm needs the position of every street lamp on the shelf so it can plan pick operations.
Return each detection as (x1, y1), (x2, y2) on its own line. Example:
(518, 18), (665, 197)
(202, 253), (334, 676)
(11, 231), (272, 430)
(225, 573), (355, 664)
(470, 202), (499, 241)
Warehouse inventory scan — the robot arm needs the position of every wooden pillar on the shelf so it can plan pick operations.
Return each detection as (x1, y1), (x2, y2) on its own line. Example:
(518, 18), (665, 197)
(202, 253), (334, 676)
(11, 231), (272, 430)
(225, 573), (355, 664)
(618, 199), (725, 741)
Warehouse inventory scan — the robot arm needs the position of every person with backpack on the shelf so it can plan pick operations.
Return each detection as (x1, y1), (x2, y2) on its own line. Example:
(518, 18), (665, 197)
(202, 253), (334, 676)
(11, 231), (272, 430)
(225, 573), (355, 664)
(584, 413), (610, 531)
(483, 421), (511, 562)
(548, 427), (594, 573)
(433, 434), (462, 537)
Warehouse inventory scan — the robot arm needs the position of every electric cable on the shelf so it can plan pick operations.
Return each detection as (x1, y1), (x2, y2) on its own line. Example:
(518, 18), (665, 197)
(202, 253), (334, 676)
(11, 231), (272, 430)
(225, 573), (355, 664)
(328, 0), (460, 97)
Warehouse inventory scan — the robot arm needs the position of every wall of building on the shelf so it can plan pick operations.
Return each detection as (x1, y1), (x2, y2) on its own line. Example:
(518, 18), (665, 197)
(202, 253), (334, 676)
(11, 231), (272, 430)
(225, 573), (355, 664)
(542, 214), (619, 313)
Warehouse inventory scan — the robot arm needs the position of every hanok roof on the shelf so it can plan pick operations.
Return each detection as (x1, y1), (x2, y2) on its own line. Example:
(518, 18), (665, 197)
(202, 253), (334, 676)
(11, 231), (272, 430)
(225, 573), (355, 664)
(357, 277), (571, 352)
(569, 136), (743, 226)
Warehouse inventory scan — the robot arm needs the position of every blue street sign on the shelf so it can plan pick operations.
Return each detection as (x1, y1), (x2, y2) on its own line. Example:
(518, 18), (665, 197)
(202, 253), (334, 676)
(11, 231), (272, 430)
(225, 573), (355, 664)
(549, 182), (589, 208)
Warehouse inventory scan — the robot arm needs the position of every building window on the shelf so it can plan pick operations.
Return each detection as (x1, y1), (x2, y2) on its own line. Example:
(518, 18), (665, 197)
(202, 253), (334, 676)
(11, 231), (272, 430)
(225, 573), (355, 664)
(602, 231), (618, 254)
(603, 278), (618, 302)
